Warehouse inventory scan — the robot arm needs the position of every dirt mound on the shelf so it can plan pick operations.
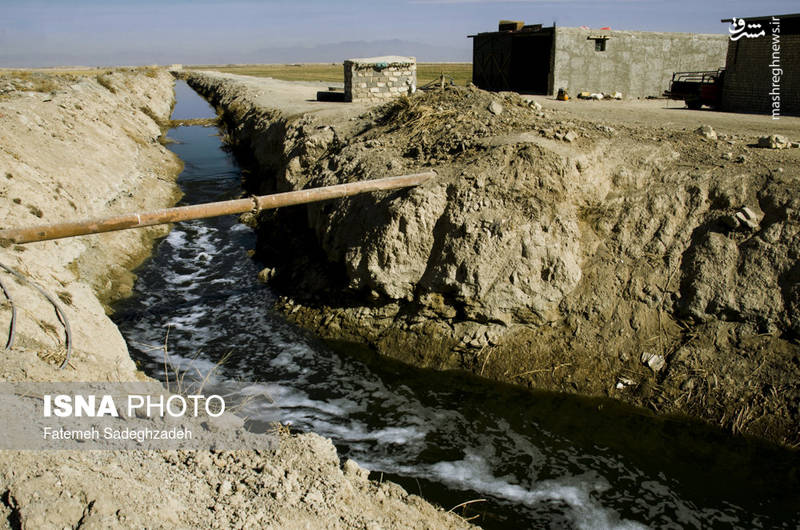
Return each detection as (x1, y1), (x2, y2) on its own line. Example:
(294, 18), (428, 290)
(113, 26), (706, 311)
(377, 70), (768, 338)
(0, 433), (467, 529)
(374, 88), (539, 162)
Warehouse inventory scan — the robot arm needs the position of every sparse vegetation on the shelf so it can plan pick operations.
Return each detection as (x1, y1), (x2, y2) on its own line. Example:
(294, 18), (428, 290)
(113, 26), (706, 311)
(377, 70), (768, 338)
(96, 73), (117, 93)
(139, 105), (168, 128)
(57, 290), (73, 306)
(26, 205), (43, 218)
(135, 66), (160, 78)
(0, 71), (61, 93)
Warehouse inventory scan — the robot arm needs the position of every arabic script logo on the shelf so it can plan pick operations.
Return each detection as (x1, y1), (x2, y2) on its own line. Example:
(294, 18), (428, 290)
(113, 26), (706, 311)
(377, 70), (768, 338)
(728, 17), (766, 40)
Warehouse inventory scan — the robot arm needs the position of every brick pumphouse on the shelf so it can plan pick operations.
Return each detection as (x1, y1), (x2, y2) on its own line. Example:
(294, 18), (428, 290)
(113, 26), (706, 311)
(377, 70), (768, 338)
(343, 56), (417, 102)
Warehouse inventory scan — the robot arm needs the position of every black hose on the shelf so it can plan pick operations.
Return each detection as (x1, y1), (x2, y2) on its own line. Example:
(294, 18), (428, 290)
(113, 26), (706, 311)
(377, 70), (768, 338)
(0, 261), (72, 369)
(0, 275), (16, 350)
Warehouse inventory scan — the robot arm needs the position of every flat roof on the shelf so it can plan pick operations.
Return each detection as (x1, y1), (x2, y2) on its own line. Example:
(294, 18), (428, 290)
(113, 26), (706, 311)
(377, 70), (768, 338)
(721, 12), (800, 23)
(344, 56), (415, 66)
(468, 25), (553, 38)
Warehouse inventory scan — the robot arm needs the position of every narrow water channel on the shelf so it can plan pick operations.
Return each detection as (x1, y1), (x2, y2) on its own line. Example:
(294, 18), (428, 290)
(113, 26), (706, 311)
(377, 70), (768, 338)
(112, 81), (799, 529)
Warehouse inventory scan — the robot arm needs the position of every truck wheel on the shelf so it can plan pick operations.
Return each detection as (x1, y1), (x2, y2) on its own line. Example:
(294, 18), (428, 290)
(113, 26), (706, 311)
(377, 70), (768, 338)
(686, 100), (703, 110)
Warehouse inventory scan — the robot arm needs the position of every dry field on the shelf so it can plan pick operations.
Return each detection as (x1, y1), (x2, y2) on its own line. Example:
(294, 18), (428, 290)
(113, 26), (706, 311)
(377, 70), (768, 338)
(187, 63), (473, 87)
(0, 66), (163, 94)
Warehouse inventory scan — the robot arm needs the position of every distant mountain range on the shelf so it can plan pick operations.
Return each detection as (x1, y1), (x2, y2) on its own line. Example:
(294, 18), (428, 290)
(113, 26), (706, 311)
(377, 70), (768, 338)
(245, 39), (471, 63)
(0, 39), (471, 68)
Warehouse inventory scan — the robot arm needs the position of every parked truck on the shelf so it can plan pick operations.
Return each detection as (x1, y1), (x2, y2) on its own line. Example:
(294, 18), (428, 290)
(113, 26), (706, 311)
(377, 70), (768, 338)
(664, 69), (725, 110)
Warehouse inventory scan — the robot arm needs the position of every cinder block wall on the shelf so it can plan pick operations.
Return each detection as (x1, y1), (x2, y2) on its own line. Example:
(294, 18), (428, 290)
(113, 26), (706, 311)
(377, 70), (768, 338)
(552, 27), (728, 98)
(722, 34), (799, 116)
(344, 56), (417, 102)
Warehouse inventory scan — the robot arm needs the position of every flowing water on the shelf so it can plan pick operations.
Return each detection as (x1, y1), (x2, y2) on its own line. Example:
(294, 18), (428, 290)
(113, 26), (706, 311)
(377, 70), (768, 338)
(112, 81), (800, 529)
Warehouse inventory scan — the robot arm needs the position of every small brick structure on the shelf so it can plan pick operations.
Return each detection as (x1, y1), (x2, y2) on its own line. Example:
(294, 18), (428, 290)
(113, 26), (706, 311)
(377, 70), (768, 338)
(343, 56), (417, 102)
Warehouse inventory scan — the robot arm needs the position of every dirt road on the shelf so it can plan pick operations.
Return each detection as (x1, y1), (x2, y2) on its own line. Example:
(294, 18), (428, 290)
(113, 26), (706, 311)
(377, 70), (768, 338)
(529, 95), (800, 137)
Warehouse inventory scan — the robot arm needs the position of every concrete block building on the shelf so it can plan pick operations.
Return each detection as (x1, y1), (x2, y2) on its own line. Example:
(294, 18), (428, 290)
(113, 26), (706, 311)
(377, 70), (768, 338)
(469, 22), (728, 98)
(344, 56), (416, 102)
(720, 13), (799, 116)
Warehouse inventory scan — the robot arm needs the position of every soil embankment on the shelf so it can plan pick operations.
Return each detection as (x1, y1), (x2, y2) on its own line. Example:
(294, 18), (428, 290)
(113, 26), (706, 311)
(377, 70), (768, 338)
(186, 70), (800, 447)
(0, 69), (467, 529)
(0, 68), (182, 378)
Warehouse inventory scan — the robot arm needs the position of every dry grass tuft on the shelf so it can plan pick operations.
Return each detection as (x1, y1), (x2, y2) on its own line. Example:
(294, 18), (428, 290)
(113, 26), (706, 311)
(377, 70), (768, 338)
(268, 421), (292, 437)
(96, 73), (117, 93)
(379, 94), (458, 136)
(57, 291), (73, 306)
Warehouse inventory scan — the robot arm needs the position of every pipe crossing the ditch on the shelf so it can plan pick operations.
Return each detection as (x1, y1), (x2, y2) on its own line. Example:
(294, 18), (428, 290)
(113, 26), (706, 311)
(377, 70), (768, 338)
(0, 171), (436, 245)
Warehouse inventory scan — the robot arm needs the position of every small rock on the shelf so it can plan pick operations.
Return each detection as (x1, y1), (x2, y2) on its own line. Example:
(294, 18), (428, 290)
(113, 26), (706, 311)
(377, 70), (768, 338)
(739, 206), (759, 222)
(757, 134), (790, 149)
(563, 130), (578, 143)
(342, 459), (370, 481)
(257, 267), (276, 283)
(721, 152), (733, 160)
(695, 125), (717, 140)
(218, 480), (232, 497)
(615, 377), (636, 390)
(640, 352), (665, 373)
(529, 100), (542, 111)
(488, 101), (504, 116)
(735, 154), (746, 163)
(735, 211), (758, 230)
(611, 92), (623, 100)
(791, 142), (800, 148)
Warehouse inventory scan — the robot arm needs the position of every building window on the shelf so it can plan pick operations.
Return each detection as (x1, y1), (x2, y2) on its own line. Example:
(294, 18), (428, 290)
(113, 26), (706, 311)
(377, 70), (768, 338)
(594, 39), (606, 52)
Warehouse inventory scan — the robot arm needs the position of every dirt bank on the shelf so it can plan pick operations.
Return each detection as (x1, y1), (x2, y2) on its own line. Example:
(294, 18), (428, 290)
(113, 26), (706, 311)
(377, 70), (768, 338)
(186, 70), (800, 447)
(0, 69), (467, 529)
(0, 67), (182, 378)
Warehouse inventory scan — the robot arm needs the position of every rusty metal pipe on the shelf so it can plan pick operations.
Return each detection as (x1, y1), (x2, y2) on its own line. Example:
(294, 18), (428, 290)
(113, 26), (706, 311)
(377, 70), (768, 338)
(0, 171), (435, 245)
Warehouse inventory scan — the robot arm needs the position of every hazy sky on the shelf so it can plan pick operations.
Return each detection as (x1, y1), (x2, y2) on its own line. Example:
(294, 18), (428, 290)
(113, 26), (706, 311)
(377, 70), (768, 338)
(1, 0), (797, 66)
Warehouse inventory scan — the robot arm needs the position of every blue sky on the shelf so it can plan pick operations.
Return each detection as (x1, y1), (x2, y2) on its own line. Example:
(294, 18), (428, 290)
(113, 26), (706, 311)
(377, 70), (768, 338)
(1, 0), (797, 66)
